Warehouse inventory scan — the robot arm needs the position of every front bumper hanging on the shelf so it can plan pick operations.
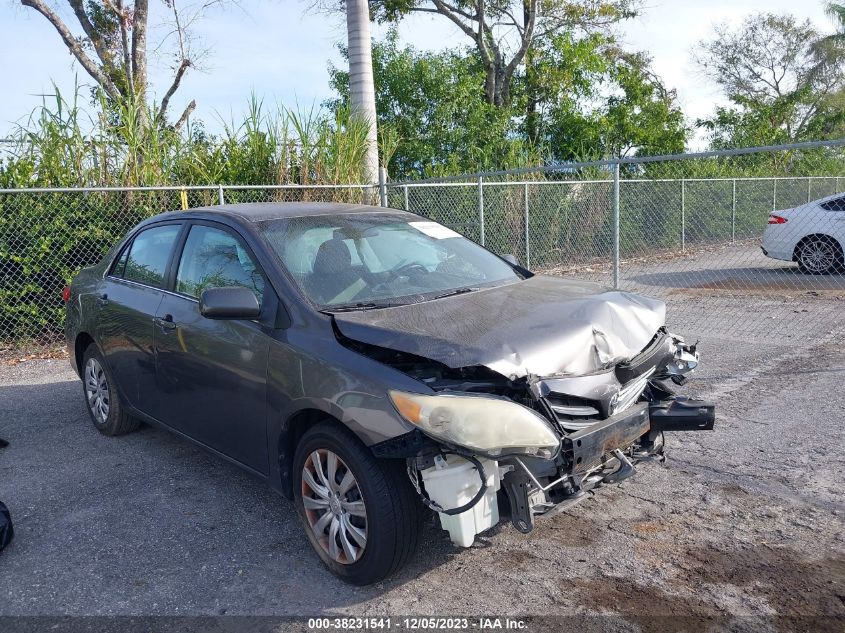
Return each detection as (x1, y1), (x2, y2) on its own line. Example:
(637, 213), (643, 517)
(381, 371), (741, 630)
(649, 397), (715, 431)
(500, 395), (715, 535)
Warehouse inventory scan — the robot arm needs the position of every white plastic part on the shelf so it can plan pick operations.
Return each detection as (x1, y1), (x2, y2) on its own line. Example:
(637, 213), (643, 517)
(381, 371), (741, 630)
(420, 454), (501, 548)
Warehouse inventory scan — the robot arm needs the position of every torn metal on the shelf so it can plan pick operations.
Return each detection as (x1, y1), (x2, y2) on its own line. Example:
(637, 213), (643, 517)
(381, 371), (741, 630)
(355, 274), (715, 549)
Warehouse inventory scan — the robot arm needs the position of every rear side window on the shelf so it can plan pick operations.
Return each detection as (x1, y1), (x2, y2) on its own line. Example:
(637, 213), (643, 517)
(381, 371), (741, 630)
(175, 225), (265, 302)
(111, 246), (130, 277)
(122, 224), (181, 288)
(820, 196), (845, 211)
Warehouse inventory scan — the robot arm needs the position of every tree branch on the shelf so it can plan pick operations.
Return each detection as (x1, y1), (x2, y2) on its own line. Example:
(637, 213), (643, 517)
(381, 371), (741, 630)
(427, 0), (480, 44)
(474, 0), (492, 66)
(67, 0), (120, 81)
(504, 0), (537, 78)
(20, 0), (120, 98)
(173, 99), (196, 131)
(158, 58), (192, 120)
(113, 0), (135, 99)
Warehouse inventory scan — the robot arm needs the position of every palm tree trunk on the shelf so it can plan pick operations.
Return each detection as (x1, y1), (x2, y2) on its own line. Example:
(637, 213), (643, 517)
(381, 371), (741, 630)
(346, 0), (380, 186)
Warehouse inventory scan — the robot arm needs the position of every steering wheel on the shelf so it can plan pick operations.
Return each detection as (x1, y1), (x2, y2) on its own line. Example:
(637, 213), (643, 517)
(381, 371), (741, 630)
(392, 262), (429, 277)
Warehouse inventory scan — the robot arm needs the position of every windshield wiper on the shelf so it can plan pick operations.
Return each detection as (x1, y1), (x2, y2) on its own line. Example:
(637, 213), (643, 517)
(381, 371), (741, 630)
(431, 287), (479, 301)
(323, 302), (386, 312)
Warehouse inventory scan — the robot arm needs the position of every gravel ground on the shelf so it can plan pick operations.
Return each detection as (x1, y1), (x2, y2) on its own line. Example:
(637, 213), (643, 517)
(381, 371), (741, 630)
(1, 297), (844, 625)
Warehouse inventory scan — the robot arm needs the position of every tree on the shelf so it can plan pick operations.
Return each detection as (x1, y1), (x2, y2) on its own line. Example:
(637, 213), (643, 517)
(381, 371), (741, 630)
(371, 1), (637, 107)
(818, 2), (845, 47)
(329, 32), (687, 176)
(694, 13), (845, 146)
(346, 0), (380, 183)
(522, 31), (607, 145)
(544, 49), (687, 158)
(329, 33), (532, 177)
(17, 1), (222, 130)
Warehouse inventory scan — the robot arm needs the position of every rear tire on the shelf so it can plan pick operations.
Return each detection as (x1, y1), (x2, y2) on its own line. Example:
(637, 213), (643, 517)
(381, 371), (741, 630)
(796, 236), (844, 275)
(293, 421), (421, 585)
(81, 344), (140, 436)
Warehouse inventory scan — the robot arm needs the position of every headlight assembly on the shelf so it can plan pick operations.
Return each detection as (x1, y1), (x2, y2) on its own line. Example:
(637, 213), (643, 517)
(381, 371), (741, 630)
(388, 390), (560, 457)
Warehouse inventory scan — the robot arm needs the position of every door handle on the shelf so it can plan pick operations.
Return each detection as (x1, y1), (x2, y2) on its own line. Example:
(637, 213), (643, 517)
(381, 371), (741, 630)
(154, 314), (176, 332)
(98, 293), (109, 306)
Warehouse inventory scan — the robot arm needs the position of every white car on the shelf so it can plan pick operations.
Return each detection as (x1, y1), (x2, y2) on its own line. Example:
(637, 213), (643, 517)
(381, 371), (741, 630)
(762, 192), (845, 274)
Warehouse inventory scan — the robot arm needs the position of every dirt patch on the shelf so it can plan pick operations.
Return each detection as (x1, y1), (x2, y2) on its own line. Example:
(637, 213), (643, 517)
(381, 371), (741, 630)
(672, 544), (845, 618)
(572, 570), (844, 632)
(538, 512), (599, 546)
(719, 483), (751, 497)
(571, 575), (720, 632)
(567, 516), (845, 629)
(495, 549), (540, 569)
(538, 239), (764, 279)
(0, 347), (68, 365)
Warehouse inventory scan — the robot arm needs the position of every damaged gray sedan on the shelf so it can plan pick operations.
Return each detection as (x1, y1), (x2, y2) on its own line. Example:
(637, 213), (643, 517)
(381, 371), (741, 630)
(64, 202), (714, 585)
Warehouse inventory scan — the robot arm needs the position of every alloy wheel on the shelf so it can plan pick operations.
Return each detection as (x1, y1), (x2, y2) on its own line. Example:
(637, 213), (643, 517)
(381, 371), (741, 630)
(301, 449), (368, 565)
(84, 358), (110, 424)
(800, 238), (837, 273)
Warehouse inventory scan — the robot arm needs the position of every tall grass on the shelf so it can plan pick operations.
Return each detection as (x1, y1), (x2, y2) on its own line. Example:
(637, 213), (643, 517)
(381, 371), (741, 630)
(0, 86), (389, 348)
(0, 86), (378, 188)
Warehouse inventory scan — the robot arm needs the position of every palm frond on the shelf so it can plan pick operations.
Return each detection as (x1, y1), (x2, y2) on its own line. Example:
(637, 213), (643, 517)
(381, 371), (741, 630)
(826, 2), (845, 31)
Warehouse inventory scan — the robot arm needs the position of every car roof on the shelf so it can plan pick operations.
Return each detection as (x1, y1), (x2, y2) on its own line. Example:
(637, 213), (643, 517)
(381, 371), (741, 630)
(144, 202), (412, 225)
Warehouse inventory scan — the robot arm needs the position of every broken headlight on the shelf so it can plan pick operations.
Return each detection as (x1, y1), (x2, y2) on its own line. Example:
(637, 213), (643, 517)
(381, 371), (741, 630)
(388, 390), (560, 457)
(663, 335), (699, 377)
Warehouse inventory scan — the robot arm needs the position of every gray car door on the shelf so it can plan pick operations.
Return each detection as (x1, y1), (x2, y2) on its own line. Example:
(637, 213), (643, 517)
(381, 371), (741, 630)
(95, 223), (182, 411)
(150, 222), (271, 474)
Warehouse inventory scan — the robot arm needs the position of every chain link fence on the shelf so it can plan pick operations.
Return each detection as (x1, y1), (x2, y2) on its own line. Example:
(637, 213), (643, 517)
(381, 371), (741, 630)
(0, 184), (376, 353)
(388, 139), (845, 337)
(3, 139), (845, 352)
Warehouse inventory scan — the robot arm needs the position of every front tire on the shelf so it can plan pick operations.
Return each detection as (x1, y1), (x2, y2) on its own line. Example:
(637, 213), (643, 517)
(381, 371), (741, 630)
(81, 344), (140, 436)
(293, 422), (420, 585)
(796, 236), (844, 275)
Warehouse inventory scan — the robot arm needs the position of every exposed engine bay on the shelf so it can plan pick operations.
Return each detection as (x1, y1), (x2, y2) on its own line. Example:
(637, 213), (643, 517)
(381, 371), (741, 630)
(358, 326), (715, 548)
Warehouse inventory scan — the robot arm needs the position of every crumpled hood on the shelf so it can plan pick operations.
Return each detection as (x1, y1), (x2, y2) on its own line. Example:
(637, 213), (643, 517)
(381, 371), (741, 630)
(332, 275), (666, 378)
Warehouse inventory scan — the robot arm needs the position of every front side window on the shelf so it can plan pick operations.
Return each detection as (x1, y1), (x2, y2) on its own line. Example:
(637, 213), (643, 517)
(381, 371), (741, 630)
(260, 213), (520, 308)
(122, 224), (181, 288)
(175, 225), (265, 302)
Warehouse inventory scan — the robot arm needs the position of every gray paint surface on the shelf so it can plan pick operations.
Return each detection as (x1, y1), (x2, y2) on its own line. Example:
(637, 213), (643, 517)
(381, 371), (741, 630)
(333, 275), (666, 378)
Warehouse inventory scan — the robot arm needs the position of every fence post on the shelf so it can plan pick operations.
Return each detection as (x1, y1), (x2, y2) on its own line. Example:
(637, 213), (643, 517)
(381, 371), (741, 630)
(612, 160), (620, 289)
(773, 179), (777, 211)
(731, 179), (736, 244)
(524, 183), (530, 269)
(681, 178), (686, 253)
(378, 167), (388, 207)
(403, 185), (409, 211)
(478, 176), (485, 246)
(217, 184), (225, 205)
(807, 177), (812, 203)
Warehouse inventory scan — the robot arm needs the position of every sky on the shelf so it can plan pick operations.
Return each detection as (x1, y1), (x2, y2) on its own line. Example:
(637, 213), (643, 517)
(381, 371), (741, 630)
(0, 1), (837, 148)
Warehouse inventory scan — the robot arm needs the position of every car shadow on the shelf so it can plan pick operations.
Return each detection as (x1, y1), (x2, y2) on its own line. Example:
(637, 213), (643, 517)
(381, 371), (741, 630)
(625, 265), (845, 291)
(0, 378), (458, 615)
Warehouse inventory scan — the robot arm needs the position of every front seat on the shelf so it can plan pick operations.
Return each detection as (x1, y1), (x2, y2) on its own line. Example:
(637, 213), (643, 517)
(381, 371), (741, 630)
(308, 238), (363, 304)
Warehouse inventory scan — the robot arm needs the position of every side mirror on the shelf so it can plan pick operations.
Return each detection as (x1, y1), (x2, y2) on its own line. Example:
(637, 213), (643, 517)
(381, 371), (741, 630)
(501, 254), (520, 266)
(199, 287), (260, 320)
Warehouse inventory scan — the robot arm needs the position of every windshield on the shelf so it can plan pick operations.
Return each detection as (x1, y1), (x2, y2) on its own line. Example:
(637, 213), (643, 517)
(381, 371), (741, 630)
(260, 213), (521, 309)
